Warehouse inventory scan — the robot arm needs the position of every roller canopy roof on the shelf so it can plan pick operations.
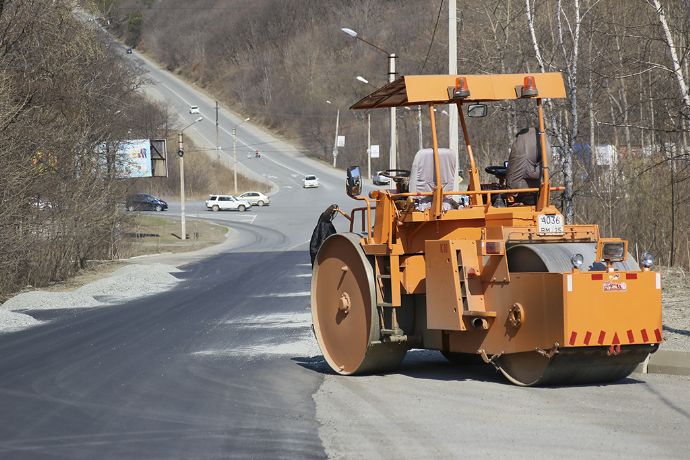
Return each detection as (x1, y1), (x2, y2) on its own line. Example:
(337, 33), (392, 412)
(351, 73), (567, 110)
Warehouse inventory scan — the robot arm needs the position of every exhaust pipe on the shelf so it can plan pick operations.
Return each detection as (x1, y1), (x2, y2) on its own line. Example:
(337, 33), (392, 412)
(471, 317), (488, 330)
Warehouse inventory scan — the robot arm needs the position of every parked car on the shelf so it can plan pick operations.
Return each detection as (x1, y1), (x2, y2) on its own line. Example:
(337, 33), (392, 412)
(373, 171), (390, 186)
(189, 105), (200, 114)
(205, 195), (251, 212)
(126, 193), (168, 212)
(238, 191), (270, 206)
(126, 47), (133, 54)
(303, 175), (319, 188)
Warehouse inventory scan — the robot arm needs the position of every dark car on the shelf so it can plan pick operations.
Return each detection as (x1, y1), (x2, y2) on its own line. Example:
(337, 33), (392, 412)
(126, 47), (133, 54)
(126, 193), (167, 212)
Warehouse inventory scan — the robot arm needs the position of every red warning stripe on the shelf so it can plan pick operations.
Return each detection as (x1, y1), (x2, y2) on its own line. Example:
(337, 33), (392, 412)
(627, 329), (635, 343)
(569, 331), (578, 346)
(584, 331), (592, 345)
(641, 329), (649, 343)
(597, 330), (606, 345)
(654, 328), (662, 342)
(612, 332), (620, 345)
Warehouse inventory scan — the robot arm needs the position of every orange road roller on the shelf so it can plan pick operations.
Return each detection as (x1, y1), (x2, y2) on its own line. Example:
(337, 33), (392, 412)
(310, 73), (662, 386)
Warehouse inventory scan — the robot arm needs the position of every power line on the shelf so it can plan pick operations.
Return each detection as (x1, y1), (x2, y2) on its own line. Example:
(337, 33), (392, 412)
(420, 0), (444, 73)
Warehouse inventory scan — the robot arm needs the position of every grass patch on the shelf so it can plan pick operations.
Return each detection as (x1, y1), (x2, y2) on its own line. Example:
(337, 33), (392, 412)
(120, 214), (229, 257)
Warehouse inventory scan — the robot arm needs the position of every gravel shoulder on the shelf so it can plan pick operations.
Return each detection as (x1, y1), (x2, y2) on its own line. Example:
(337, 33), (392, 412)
(0, 221), (238, 334)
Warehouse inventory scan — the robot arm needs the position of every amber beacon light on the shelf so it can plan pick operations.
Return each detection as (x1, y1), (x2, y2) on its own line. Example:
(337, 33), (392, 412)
(521, 75), (538, 97)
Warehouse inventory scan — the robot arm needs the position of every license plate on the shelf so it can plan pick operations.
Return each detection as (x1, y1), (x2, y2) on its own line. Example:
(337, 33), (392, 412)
(537, 213), (564, 235)
(603, 281), (627, 292)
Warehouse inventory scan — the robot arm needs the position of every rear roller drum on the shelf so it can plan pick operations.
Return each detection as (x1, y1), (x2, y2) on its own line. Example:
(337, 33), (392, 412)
(311, 233), (407, 375)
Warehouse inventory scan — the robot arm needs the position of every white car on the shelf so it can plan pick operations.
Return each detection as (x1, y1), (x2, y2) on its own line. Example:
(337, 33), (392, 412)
(373, 171), (390, 186)
(189, 105), (200, 114)
(303, 175), (319, 188)
(238, 191), (270, 206)
(205, 195), (251, 212)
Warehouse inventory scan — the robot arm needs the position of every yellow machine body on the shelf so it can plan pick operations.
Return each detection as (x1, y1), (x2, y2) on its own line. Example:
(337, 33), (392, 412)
(310, 72), (662, 386)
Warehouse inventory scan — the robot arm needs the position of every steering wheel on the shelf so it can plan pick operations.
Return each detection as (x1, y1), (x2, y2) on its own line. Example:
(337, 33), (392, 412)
(381, 169), (411, 181)
(485, 165), (508, 180)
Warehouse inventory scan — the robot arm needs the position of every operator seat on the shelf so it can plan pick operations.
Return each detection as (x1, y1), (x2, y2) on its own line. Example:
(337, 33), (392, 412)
(409, 148), (463, 210)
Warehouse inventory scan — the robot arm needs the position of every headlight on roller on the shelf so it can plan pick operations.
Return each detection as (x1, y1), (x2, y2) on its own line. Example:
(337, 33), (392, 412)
(641, 252), (654, 268)
(571, 253), (584, 269)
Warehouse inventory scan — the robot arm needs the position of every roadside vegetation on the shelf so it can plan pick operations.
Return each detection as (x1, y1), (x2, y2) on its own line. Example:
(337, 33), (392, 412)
(0, 1), (260, 299)
(96, 0), (690, 269)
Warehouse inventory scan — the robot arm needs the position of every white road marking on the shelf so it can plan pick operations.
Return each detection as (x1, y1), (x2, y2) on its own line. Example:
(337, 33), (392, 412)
(286, 239), (310, 251)
(225, 312), (311, 328)
(294, 273), (311, 278)
(251, 291), (310, 298)
(192, 311), (320, 358)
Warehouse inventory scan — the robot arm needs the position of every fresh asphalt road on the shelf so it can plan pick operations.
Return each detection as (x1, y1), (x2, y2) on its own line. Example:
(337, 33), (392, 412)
(1, 43), (689, 459)
(0, 247), (324, 459)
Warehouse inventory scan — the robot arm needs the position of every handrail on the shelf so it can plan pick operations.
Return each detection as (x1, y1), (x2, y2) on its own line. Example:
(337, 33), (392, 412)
(387, 186), (564, 200)
(350, 196), (373, 240)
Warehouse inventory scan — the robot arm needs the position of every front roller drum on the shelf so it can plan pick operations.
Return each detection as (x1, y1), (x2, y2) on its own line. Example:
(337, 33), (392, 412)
(495, 345), (657, 386)
(498, 243), (655, 386)
(311, 233), (407, 375)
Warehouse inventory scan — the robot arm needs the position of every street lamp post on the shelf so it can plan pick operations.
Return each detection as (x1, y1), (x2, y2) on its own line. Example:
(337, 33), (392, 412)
(355, 76), (372, 179)
(232, 117), (251, 194)
(178, 116), (204, 241)
(326, 100), (340, 168)
(342, 27), (397, 170)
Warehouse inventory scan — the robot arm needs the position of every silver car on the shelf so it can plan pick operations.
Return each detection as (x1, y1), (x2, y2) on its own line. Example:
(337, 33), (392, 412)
(238, 191), (270, 206)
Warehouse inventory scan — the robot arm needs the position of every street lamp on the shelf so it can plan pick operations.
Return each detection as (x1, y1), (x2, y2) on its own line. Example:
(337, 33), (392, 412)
(341, 27), (398, 170)
(326, 100), (340, 168)
(232, 117), (251, 194)
(178, 116), (204, 241)
(355, 76), (372, 180)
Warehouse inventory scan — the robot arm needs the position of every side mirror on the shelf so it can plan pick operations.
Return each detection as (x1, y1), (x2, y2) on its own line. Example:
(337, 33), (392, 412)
(346, 166), (362, 197)
(467, 103), (488, 118)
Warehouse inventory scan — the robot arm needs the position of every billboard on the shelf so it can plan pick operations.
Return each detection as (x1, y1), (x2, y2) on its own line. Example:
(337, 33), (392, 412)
(117, 139), (153, 178)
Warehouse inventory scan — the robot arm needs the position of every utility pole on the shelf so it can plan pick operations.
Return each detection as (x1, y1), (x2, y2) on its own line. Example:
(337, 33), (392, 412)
(332, 108), (340, 168)
(215, 101), (220, 161)
(449, 0), (460, 187)
(389, 53), (397, 170)
(233, 127), (238, 194)
(418, 106), (423, 150)
(177, 117), (203, 241)
(367, 112), (371, 179)
(232, 117), (251, 195)
(177, 132), (186, 241)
